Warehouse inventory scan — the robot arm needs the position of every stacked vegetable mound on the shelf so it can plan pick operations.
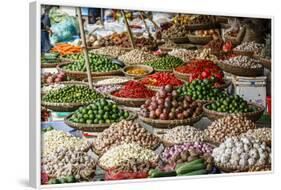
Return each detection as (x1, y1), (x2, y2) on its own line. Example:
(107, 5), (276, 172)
(144, 55), (183, 71)
(63, 53), (121, 72)
(112, 81), (155, 99)
(68, 99), (130, 125)
(139, 85), (203, 120)
(140, 72), (183, 88)
(42, 85), (102, 103)
(93, 120), (160, 154)
(177, 78), (227, 101)
(175, 59), (224, 83)
(205, 95), (254, 113)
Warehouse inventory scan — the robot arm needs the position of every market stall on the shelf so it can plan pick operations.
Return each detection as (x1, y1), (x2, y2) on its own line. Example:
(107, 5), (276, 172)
(40, 5), (272, 185)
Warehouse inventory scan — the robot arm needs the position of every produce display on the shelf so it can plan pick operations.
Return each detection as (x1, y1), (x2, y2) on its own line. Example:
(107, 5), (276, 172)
(222, 55), (263, 69)
(42, 130), (90, 157)
(94, 85), (122, 94)
(51, 43), (82, 56)
(94, 77), (131, 85)
(168, 48), (198, 62)
(175, 59), (224, 83)
(162, 25), (189, 39)
(162, 125), (205, 145)
(177, 79), (227, 101)
(90, 46), (127, 58)
(139, 85), (203, 120)
(161, 142), (214, 163)
(205, 95), (254, 113)
(149, 158), (215, 178)
(125, 67), (148, 75)
(118, 49), (158, 65)
(86, 32), (154, 48)
(41, 83), (65, 95)
(68, 99), (130, 124)
(41, 72), (67, 84)
(240, 128), (271, 143)
(99, 143), (159, 169)
(204, 115), (256, 144)
(41, 52), (60, 64)
(40, 11), (272, 184)
(112, 81), (155, 99)
(140, 72), (184, 87)
(233, 41), (264, 53)
(194, 29), (219, 37)
(105, 159), (156, 180)
(42, 85), (102, 103)
(63, 53), (121, 72)
(212, 136), (271, 168)
(144, 55), (183, 71)
(93, 120), (160, 154)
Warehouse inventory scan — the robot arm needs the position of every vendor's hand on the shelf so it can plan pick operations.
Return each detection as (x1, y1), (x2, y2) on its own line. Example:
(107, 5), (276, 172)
(48, 29), (53, 36)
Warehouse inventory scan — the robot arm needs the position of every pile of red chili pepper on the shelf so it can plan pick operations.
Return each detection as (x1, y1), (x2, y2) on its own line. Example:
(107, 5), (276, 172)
(140, 72), (183, 87)
(113, 81), (155, 98)
(175, 60), (224, 83)
(105, 170), (148, 180)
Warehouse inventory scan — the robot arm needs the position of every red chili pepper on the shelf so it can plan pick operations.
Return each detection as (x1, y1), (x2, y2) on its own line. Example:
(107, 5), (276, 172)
(140, 72), (183, 87)
(113, 81), (155, 98)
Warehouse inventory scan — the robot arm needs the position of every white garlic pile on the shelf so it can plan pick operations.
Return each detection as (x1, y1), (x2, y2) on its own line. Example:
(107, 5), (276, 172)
(162, 125), (205, 144)
(99, 143), (158, 168)
(168, 49), (198, 62)
(118, 49), (158, 65)
(42, 130), (90, 157)
(212, 136), (271, 168)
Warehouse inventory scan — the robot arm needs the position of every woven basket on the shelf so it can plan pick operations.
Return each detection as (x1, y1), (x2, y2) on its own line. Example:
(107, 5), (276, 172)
(138, 113), (203, 129)
(164, 37), (189, 44)
(215, 163), (250, 173)
(122, 65), (154, 79)
(41, 82), (100, 112)
(203, 102), (265, 122)
(232, 50), (254, 57)
(224, 26), (246, 46)
(107, 92), (149, 107)
(41, 59), (71, 69)
(188, 34), (213, 45)
(216, 61), (264, 77)
(173, 69), (191, 82)
(64, 111), (137, 132)
(253, 54), (271, 70)
(145, 83), (184, 92)
(57, 62), (123, 81)
(83, 76), (132, 87)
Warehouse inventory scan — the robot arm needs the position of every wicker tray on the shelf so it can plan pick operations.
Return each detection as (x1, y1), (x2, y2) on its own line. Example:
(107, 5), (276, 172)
(41, 82), (101, 112)
(215, 163), (250, 173)
(145, 84), (184, 92)
(253, 54), (271, 70)
(138, 113), (203, 129)
(203, 102), (265, 122)
(216, 61), (264, 77)
(163, 37), (189, 44)
(107, 92), (149, 107)
(188, 34), (213, 45)
(232, 50), (254, 57)
(122, 65), (154, 79)
(83, 76), (132, 87)
(57, 62), (123, 81)
(64, 111), (137, 132)
(41, 59), (71, 69)
(173, 69), (191, 82)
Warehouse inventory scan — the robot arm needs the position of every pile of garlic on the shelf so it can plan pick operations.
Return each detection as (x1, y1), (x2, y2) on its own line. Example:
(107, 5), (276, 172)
(212, 136), (271, 168)
(99, 143), (158, 169)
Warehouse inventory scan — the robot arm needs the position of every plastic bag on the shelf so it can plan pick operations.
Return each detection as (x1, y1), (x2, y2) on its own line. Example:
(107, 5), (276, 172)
(49, 7), (79, 44)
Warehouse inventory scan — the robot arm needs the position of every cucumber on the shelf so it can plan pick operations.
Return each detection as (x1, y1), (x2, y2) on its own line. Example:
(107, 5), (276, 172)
(176, 163), (206, 175)
(175, 159), (204, 170)
(150, 170), (177, 178)
(178, 169), (208, 176)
